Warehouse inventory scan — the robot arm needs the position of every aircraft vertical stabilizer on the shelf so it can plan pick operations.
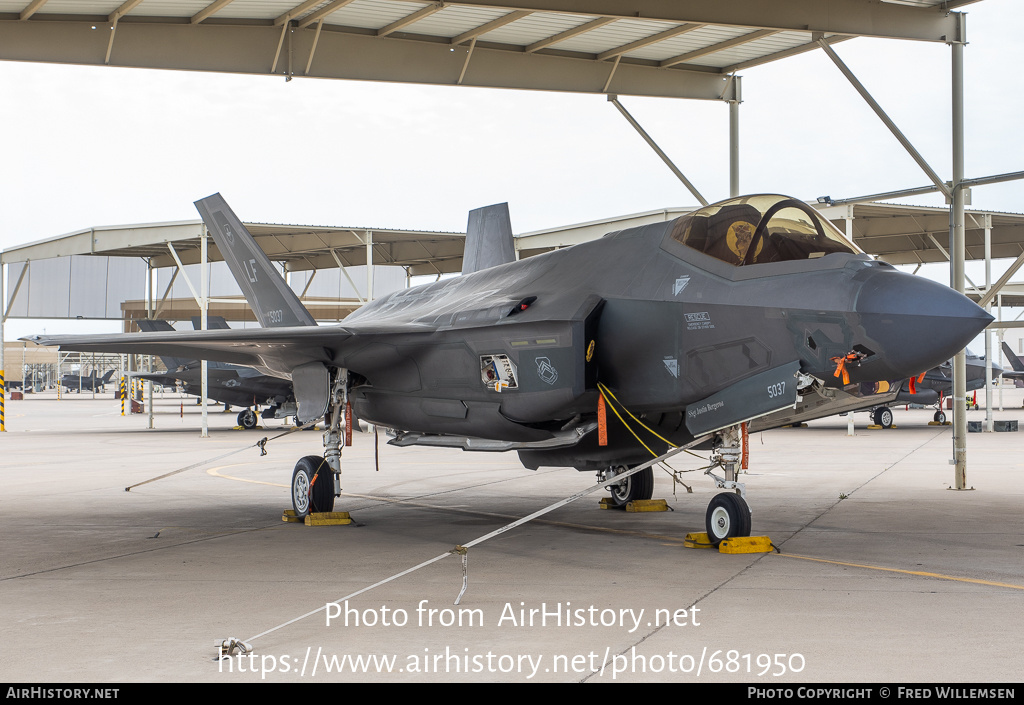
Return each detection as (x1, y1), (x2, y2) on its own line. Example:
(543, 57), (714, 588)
(135, 320), (192, 371)
(195, 193), (317, 328)
(1001, 341), (1024, 372)
(192, 316), (231, 330)
(462, 203), (516, 274)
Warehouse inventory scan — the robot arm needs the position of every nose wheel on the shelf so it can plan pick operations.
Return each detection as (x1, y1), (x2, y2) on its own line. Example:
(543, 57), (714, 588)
(705, 492), (751, 544)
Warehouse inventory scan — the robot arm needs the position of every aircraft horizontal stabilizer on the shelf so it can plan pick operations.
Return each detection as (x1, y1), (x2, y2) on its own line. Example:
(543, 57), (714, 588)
(23, 326), (348, 378)
(685, 361), (802, 437)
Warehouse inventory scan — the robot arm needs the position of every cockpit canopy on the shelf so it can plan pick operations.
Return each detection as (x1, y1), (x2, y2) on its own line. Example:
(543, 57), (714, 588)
(669, 195), (863, 267)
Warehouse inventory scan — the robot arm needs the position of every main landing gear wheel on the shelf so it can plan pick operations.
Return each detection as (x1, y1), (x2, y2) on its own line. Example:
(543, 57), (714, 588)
(934, 410), (947, 423)
(705, 492), (751, 545)
(872, 407), (894, 428)
(291, 455), (335, 518)
(606, 466), (654, 508)
(237, 408), (258, 429)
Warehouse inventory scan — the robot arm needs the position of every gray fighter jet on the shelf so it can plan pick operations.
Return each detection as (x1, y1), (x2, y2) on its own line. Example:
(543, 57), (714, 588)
(132, 318), (295, 429)
(849, 351), (997, 428)
(999, 342), (1024, 387)
(25, 193), (992, 544)
(60, 369), (115, 393)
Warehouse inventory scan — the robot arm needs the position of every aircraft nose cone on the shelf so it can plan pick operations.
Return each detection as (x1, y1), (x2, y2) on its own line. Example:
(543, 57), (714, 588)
(854, 268), (993, 380)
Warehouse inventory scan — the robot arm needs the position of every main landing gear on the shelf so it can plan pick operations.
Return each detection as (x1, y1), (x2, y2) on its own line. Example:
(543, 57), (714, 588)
(872, 406), (894, 429)
(599, 465), (655, 508)
(237, 408), (258, 429)
(289, 368), (348, 518)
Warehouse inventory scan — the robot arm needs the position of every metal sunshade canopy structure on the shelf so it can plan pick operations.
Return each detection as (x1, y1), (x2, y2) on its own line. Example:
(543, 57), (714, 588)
(1, 0), (1017, 488)
(0, 217), (466, 273)
(0, 216), (466, 326)
(0, 0), (975, 101)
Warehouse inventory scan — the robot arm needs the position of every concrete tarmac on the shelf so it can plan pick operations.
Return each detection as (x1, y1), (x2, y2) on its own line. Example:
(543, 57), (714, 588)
(1, 388), (1022, 683)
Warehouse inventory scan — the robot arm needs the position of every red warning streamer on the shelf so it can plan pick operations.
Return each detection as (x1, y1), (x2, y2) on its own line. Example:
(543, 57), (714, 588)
(597, 393), (608, 447)
(741, 422), (749, 470)
(345, 400), (353, 447)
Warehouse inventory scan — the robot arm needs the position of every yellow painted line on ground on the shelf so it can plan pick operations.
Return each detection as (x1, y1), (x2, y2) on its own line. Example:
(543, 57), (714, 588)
(207, 464), (687, 543)
(207, 464), (288, 488)
(776, 552), (1024, 590)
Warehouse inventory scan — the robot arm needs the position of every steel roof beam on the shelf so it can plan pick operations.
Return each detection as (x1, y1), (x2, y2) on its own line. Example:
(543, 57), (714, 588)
(19, 0), (49, 21)
(660, 29), (775, 68)
(192, 0), (236, 25)
(108, 0), (144, 24)
(275, 0), (325, 26)
(597, 23), (703, 61)
(721, 34), (851, 73)
(0, 21), (736, 101)
(525, 16), (614, 53)
(449, 10), (531, 45)
(296, 0), (357, 29)
(378, 2), (445, 37)
(442, 0), (962, 43)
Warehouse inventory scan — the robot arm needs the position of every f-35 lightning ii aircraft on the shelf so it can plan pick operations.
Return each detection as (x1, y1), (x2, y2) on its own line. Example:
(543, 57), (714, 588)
(26, 193), (992, 544)
(846, 351), (997, 428)
(132, 318), (296, 429)
(999, 342), (1024, 387)
(61, 369), (115, 393)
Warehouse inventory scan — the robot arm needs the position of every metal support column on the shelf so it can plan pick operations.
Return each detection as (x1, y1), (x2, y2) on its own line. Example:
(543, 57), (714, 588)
(984, 214), (993, 432)
(729, 77), (741, 198)
(365, 231), (374, 302)
(998, 294), (1004, 412)
(951, 37), (967, 489)
(146, 259), (154, 429)
(1, 260), (5, 432)
(201, 226), (209, 438)
(846, 207), (856, 438)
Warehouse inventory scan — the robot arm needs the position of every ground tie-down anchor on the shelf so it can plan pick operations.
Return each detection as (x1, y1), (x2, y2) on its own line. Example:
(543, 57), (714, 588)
(217, 637), (253, 660)
(451, 545), (468, 605)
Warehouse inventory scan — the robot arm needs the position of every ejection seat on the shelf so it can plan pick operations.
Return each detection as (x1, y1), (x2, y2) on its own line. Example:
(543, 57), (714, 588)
(699, 203), (763, 265)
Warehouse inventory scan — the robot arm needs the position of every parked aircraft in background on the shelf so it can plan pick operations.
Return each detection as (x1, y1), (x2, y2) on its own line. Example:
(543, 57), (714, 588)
(61, 370), (114, 393)
(999, 342), (1024, 387)
(26, 193), (992, 544)
(133, 318), (295, 429)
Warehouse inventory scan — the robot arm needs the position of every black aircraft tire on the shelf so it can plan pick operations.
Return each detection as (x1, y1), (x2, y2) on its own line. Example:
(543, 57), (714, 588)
(607, 466), (654, 507)
(291, 456), (335, 518)
(237, 409), (258, 429)
(934, 410), (947, 423)
(705, 492), (751, 545)
(878, 407), (894, 428)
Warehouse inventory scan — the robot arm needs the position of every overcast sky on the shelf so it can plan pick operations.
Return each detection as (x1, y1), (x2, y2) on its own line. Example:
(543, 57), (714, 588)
(2, 0), (1023, 340)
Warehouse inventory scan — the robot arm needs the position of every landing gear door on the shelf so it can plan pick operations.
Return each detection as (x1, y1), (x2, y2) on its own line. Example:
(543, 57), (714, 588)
(685, 360), (801, 437)
(291, 362), (330, 424)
